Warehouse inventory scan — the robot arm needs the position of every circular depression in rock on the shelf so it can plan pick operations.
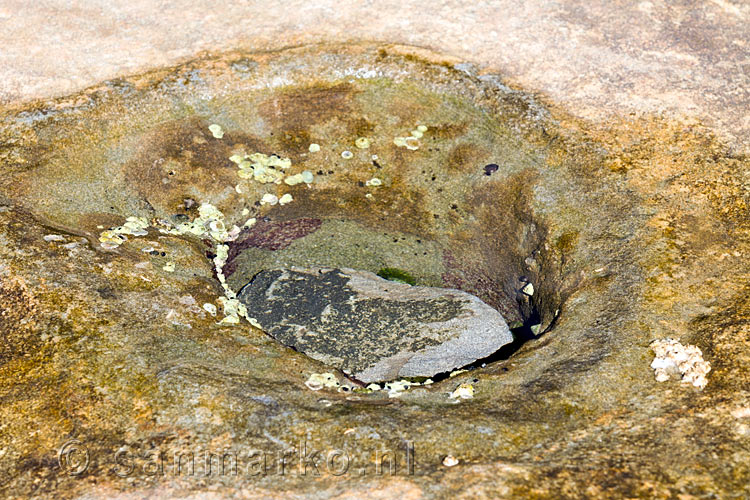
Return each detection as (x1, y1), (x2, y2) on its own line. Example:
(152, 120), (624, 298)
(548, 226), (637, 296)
(0, 43), (645, 424)
(3, 44), (748, 495)
(4, 47), (576, 381)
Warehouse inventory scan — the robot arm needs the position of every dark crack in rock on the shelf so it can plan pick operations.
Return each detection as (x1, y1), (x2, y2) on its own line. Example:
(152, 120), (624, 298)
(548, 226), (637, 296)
(238, 268), (513, 382)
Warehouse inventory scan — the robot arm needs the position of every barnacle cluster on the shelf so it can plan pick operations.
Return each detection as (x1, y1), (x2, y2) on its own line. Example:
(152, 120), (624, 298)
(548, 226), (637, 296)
(393, 124), (428, 151)
(231, 152), (289, 183)
(98, 216), (150, 249)
(650, 338), (711, 389)
(305, 372), (341, 391)
(93, 123), (440, 344)
(162, 203), (241, 243)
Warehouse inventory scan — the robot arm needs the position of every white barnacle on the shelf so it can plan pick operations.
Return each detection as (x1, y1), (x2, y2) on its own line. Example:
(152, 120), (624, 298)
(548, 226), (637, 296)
(404, 136), (420, 150)
(301, 170), (314, 184)
(99, 216), (150, 249)
(260, 193), (279, 206)
(355, 137), (371, 149)
(279, 193), (294, 205)
(208, 124), (224, 139)
(305, 373), (340, 391)
(450, 383), (474, 400)
(650, 338), (711, 389)
(284, 173), (304, 186)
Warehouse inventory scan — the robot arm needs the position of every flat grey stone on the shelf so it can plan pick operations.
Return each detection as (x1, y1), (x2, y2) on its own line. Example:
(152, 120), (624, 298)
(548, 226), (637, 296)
(237, 267), (513, 383)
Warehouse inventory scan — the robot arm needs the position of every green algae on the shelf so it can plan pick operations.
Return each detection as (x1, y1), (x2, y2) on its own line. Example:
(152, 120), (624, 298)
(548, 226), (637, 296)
(376, 267), (417, 285)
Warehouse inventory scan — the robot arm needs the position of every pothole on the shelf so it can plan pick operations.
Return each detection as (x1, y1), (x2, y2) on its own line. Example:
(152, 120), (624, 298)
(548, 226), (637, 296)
(1, 45), (614, 393)
(2, 43), (748, 495)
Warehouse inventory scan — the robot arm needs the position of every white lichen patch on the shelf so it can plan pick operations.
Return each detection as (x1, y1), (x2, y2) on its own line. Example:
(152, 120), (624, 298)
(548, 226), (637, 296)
(450, 383), (475, 400)
(650, 338), (711, 389)
(365, 177), (382, 187)
(203, 303), (217, 316)
(208, 124), (224, 139)
(99, 216), (150, 249)
(355, 137), (371, 149)
(278, 193), (293, 205)
(162, 262), (175, 272)
(308, 143), (320, 153)
(305, 372), (340, 391)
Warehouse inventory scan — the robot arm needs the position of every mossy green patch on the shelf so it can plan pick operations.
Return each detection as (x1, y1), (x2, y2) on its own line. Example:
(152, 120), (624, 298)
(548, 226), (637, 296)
(377, 267), (417, 285)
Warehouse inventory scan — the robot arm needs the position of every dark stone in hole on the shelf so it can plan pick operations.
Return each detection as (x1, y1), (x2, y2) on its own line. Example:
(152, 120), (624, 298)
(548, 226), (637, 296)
(238, 268), (514, 383)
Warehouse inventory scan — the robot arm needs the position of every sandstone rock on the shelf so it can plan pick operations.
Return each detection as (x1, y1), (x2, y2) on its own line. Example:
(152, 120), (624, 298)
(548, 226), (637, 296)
(1, 45), (748, 499)
(237, 268), (513, 383)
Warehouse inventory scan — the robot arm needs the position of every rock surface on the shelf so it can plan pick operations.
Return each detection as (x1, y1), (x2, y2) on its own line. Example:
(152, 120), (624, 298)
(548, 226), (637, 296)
(0, 1), (747, 151)
(238, 268), (513, 382)
(0, 44), (748, 500)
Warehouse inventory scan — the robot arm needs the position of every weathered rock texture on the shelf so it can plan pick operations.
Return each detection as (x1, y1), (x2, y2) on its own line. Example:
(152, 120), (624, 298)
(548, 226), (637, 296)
(238, 268), (513, 382)
(0, 43), (747, 500)
(0, 1), (748, 152)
